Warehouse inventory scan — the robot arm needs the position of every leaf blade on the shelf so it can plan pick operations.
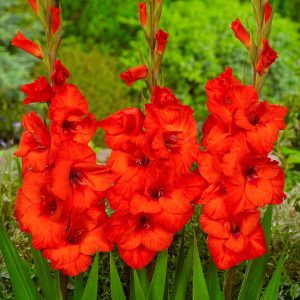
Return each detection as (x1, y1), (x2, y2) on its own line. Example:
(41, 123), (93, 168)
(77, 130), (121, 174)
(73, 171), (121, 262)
(82, 252), (99, 300)
(110, 253), (126, 300)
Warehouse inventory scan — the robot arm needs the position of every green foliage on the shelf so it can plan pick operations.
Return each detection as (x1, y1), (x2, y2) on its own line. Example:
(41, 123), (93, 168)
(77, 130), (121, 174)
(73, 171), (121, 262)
(61, 0), (138, 53)
(121, 0), (300, 120)
(0, 0), (38, 147)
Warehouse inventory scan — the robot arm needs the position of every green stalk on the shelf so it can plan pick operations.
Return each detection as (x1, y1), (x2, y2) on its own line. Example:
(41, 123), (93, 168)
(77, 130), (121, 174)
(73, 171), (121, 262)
(223, 267), (236, 300)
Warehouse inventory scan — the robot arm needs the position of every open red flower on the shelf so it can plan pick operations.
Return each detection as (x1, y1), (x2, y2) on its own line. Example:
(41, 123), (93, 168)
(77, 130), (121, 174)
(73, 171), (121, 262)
(155, 29), (169, 55)
(107, 211), (173, 269)
(50, 6), (60, 34)
(15, 171), (67, 250)
(200, 210), (267, 270)
(99, 108), (145, 151)
(233, 100), (288, 154)
(49, 84), (97, 144)
(120, 65), (148, 86)
(51, 141), (113, 210)
(139, 2), (148, 27)
(43, 208), (113, 276)
(222, 136), (286, 208)
(50, 60), (70, 86)
(129, 171), (196, 232)
(20, 76), (54, 105)
(231, 19), (251, 49)
(11, 32), (43, 59)
(256, 39), (278, 75)
(145, 104), (198, 174)
(15, 112), (51, 172)
(205, 67), (257, 127)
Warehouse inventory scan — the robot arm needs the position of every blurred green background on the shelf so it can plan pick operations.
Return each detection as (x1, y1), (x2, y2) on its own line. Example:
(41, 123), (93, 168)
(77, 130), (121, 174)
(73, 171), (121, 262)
(0, 0), (300, 299)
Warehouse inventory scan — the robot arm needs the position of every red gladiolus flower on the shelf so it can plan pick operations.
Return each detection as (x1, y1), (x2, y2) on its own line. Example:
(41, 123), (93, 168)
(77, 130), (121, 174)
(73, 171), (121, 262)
(99, 108), (145, 150)
(51, 140), (113, 210)
(139, 2), (148, 27)
(120, 65), (148, 86)
(155, 29), (169, 55)
(256, 39), (278, 75)
(264, 3), (272, 24)
(151, 86), (180, 110)
(200, 210), (267, 270)
(28, 0), (37, 12)
(15, 171), (67, 249)
(14, 112), (51, 172)
(20, 76), (54, 105)
(129, 171), (197, 232)
(50, 6), (60, 35)
(43, 208), (113, 276)
(107, 211), (173, 269)
(11, 32), (43, 59)
(233, 100), (288, 154)
(50, 60), (70, 86)
(231, 19), (251, 49)
(144, 103), (199, 174)
(222, 137), (286, 208)
(49, 84), (97, 144)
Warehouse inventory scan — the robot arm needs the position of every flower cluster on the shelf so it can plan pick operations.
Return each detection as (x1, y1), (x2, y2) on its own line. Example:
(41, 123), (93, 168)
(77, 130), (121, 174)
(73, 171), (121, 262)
(197, 67), (288, 269)
(13, 1), (113, 276)
(100, 86), (205, 269)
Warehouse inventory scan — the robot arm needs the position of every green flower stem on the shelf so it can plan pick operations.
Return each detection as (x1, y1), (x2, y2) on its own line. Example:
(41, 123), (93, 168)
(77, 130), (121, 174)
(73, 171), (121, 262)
(59, 272), (68, 300)
(224, 266), (236, 300)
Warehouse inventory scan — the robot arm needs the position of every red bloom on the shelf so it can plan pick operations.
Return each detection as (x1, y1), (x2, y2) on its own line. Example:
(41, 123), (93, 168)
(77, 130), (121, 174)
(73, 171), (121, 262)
(107, 211), (173, 269)
(14, 112), (51, 172)
(139, 2), (148, 27)
(99, 108), (145, 150)
(28, 0), (37, 12)
(256, 39), (278, 75)
(120, 65), (148, 86)
(107, 133), (156, 188)
(49, 84), (97, 144)
(222, 136), (286, 207)
(129, 171), (197, 232)
(201, 115), (232, 154)
(205, 67), (253, 127)
(200, 210), (267, 270)
(151, 86), (180, 110)
(264, 3), (272, 24)
(43, 208), (113, 276)
(231, 19), (251, 49)
(20, 76), (54, 105)
(15, 171), (67, 249)
(50, 60), (70, 86)
(50, 6), (61, 35)
(51, 140), (113, 210)
(233, 100), (288, 154)
(155, 29), (169, 55)
(11, 32), (43, 59)
(144, 103), (199, 174)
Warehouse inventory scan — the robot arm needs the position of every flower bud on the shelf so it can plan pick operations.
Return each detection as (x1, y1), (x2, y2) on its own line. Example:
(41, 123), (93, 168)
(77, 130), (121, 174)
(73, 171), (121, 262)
(28, 0), (37, 12)
(120, 65), (148, 86)
(11, 32), (43, 59)
(256, 39), (278, 75)
(264, 3), (272, 24)
(51, 6), (61, 35)
(155, 29), (169, 55)
(139, 2), (148, 27)
(231, 19), (251, 50)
